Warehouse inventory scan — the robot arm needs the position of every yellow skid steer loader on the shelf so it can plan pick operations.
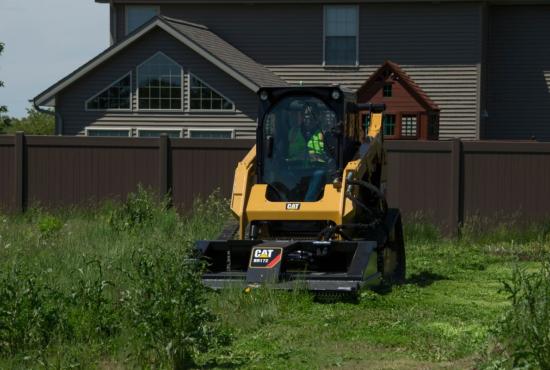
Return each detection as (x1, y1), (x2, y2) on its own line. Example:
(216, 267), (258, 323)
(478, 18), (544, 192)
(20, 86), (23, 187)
(195, 86), (405, 297)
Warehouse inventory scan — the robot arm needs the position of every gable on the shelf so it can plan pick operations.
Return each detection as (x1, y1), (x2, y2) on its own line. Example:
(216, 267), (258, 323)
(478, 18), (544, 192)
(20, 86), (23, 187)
(58, 27), (259, 115)
(357, 61), (439, 112)
(360, 75), (426, 113)
(34, 16), (286, 107)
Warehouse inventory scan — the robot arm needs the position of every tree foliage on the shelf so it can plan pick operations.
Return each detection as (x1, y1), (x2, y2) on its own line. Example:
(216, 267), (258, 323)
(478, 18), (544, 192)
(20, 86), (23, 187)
(0, 108), (55, 135)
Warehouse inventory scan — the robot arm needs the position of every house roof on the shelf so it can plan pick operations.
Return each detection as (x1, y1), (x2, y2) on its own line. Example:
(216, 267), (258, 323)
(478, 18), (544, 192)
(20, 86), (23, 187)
(34, 16), (287, 107)
(356, 60), (439, 111)
(163, 16), (286, 88)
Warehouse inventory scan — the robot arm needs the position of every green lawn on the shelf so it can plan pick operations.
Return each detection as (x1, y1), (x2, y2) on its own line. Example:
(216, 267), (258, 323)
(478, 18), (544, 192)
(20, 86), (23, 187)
(0, 193), (548, 369)
(205, 239), (542, 369)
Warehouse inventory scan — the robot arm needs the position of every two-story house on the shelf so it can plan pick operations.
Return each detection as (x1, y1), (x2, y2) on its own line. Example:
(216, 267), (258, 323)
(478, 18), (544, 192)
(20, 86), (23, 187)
(33, 0), (550, 141)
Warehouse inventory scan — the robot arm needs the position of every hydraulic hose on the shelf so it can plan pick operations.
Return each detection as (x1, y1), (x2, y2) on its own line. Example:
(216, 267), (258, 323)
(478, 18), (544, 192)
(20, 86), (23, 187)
(319, 179), (389, 241)
(346, 179), (388, 216)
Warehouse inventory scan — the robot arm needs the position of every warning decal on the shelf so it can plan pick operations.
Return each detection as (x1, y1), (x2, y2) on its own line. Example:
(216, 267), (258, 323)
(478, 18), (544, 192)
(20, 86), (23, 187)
(249, 247), (283, 268)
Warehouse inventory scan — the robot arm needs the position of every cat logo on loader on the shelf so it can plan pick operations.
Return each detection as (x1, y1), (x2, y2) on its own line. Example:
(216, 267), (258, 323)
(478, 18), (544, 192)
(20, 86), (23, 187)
(286, 203), (301, 210)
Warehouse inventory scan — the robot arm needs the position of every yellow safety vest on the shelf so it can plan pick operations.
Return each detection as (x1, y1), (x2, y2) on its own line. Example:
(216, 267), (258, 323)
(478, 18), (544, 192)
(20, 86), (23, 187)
(307, 131), (324, 155)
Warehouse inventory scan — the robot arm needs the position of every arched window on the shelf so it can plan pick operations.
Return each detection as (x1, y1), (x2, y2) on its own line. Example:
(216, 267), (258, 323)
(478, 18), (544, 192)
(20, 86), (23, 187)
(189, 74), (234, 111)
(137, 52), (183, 110)
(86, 73), (132, 110)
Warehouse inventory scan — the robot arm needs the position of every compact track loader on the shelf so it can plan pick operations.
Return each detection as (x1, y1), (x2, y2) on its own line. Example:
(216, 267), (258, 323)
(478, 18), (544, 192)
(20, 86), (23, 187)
(195, 86), (405, 297)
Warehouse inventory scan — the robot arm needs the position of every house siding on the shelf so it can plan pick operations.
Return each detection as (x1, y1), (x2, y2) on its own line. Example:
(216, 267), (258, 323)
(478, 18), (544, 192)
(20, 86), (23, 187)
(57, 28), (258, 137)
(116, 2), (482, 139)
(115, 4), (125, 42)
(486, 6), (550, 141)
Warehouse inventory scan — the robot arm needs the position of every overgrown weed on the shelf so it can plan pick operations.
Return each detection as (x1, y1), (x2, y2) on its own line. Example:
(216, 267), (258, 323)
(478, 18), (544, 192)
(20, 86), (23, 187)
(2, 198), (550, 369)
(483, 260), (550, 369)
(0, 187), (232, 368)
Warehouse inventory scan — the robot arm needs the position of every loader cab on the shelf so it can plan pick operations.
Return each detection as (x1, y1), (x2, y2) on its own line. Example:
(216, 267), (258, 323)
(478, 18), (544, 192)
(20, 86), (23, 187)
(257, 86), (361, 202)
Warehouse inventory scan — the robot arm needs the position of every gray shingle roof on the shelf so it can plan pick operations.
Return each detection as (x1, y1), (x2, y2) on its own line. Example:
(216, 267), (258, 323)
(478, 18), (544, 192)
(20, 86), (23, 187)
(162, 16), (287, 88)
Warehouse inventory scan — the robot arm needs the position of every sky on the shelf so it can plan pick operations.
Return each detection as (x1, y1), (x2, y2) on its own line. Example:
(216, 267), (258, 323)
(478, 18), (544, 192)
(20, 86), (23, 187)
(0, 0), (109, 118)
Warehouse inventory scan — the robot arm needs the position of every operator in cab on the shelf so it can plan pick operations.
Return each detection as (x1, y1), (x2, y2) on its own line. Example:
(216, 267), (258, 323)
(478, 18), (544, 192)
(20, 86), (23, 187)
(263, 95), (338, 203)
(286, 102), (329, 201)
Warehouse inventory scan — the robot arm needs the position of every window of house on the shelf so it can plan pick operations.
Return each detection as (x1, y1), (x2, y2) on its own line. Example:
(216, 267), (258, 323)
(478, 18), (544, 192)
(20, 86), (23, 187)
(383, 114), (396, 137)
(401, 115), (418, 137)
(189, 75), (235, 111)
(85, 127), (132, 137)
(86, 73), (132, 111)
(137, 128), (183, 138)
(126, 5), (159, 35)
(137, 52), (182, 111)
(324, 5), (358, 66)
(383, 83), (393, 97)
(188, 129), (234, 139)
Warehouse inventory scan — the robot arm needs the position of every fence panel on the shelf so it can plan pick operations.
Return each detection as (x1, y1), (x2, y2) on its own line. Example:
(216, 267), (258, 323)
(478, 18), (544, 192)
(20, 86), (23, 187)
(385, 141), (455, 229)
(170, 139), (253, 210)
(463, 141), (550, 221)
(0, 136), (15, 211)
(2, 134), (550, 232)
(25, 136), (159, 209)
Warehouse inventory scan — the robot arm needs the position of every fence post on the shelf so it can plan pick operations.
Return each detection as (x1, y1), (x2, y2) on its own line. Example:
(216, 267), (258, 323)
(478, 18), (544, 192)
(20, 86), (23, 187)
(159, 134), (170, 201)
(14, 132), (25, 213)
(449, 138), (463, 237)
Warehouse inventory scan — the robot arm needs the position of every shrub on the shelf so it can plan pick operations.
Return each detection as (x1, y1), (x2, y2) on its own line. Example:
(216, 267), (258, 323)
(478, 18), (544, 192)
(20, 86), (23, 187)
(1, 108), (55, 135)
(107, 185), (166, 232)
(121, 243), (230, 369)
(485, 261), (550, 369)
(37, 214), (63, 240)
(0, 266), (63, 355)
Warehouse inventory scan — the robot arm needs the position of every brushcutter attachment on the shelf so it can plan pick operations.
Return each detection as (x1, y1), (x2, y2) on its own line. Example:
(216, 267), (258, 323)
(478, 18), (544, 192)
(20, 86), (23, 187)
(196, 240), (380, 293)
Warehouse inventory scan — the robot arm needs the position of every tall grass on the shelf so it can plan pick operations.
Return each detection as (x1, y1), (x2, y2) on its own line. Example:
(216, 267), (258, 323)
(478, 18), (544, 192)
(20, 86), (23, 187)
(0, 187), (231, 369)
(1, 196), (549, 369)
(483, 261), (550, 370)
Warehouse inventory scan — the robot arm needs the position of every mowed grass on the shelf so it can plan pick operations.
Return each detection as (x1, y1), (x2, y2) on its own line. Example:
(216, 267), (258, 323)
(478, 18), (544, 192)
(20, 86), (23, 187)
(0, 193), (549, 369)
(205, 223), (548, 370)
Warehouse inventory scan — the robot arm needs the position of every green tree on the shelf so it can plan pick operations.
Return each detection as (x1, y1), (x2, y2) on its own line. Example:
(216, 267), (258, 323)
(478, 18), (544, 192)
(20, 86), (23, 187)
(3, 108), (55, 135)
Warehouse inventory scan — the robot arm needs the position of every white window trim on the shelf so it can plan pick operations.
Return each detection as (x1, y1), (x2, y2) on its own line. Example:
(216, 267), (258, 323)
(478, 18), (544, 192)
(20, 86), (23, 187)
(125, 5), (160, 35)
(85, 126), (133, 137)
(187, 72), (236, 113)
(136, 51), (185, 113)
(136, 127), (184, 138)
(322, 5), (360, 68)
(187, 128), (235, 139)
(84, 72), (133, 112)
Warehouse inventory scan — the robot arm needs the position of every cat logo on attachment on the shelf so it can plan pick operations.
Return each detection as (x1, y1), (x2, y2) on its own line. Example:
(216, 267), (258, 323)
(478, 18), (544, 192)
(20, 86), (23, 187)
(249, 248), (283, 268)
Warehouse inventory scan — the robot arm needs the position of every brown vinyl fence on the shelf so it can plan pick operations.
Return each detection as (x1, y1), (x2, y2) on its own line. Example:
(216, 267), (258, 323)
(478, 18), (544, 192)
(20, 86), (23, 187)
(1, 133), (550, 234)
